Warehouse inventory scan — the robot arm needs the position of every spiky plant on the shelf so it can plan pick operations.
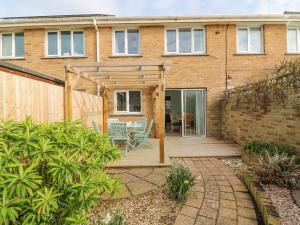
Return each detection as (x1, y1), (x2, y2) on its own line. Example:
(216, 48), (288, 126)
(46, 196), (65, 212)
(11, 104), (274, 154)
(0, 117), (121, 224)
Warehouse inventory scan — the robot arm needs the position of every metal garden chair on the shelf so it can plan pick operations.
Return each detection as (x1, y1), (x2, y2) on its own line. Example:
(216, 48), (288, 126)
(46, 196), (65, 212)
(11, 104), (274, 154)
(109, 122), (129, 153)
(128, 119), (154, 149)
(135, 117), (147, 132)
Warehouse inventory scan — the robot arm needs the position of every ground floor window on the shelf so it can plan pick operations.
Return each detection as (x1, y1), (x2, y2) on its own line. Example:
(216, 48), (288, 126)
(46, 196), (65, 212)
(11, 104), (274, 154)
(115, 90), (141, 113)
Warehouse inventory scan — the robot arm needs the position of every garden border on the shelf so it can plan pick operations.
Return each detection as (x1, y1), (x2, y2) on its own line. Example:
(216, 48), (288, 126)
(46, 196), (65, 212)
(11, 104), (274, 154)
(243, 170), (281, 225)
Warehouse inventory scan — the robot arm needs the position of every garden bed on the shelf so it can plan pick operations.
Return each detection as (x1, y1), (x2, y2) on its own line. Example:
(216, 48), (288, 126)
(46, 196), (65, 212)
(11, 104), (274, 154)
(90, 186), (180, 225)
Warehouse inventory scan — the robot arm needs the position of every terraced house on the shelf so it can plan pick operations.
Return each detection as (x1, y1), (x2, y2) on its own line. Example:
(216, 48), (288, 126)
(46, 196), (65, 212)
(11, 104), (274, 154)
(0, 11), (299, 143)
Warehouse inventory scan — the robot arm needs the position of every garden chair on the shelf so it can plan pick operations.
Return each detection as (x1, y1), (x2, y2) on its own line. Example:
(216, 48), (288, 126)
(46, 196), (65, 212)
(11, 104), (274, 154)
(108, 118), (119, 129)
(92, 121), (100, 133)
(109, 122), (129, 153)
(135, 117), (147, 132)
(128, 119), (154, 149)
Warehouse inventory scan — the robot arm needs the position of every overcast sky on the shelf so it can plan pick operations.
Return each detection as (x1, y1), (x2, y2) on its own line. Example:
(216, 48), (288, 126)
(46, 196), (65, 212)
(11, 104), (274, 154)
(0, 0), (300, 17)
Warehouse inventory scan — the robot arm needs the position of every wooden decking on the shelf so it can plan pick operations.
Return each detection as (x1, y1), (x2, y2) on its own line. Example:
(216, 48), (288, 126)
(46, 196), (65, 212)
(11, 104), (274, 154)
(108, 137), (241, 168)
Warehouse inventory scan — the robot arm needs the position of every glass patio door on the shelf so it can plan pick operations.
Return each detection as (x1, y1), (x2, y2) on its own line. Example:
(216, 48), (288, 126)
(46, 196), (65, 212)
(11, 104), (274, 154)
(182, 89), (206, 137)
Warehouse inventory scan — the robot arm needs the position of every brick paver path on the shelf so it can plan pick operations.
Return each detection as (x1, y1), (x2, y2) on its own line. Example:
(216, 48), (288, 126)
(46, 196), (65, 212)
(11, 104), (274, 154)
(173, 158), (258, 225)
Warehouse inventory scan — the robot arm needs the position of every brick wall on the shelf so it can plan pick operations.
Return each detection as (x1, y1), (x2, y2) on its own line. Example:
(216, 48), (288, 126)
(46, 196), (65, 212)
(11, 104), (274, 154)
(222, 87), (300, 152)
(3, 24), (300, 137)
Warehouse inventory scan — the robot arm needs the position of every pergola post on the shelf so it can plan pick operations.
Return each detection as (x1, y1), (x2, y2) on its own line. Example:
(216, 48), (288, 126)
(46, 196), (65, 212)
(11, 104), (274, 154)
(159, 68), (165, 163)
(64, 70), (73, 120)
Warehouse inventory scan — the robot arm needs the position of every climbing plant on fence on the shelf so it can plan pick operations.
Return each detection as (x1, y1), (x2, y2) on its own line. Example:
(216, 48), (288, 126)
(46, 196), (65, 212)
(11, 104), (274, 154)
(224, 59), (300, 114)
(0, 118), (121, 225)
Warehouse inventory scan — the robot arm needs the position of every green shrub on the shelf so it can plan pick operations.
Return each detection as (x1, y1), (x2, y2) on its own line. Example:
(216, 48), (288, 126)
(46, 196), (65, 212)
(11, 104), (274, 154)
(92, 209), (128, 225)
(254, 152), (300, 188)
(243, 140), (297, 156)
(166, 164), (195, 202)
(0, 117), (121, 224)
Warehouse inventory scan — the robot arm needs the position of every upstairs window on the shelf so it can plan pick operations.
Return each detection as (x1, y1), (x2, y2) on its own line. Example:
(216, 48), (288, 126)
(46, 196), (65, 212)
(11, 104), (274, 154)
(0, 32), (24, 58)
(237, 27), (263, 53)
(165, 28), (205, 54)
(113, 29), (140, 55)
(115, 90), (142, 114)
(287, 28), (300, 53)
(46, 31), (84, 57)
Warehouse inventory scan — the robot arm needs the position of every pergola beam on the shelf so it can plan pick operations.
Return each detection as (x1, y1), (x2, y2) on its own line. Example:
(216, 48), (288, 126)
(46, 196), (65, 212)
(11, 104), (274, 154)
(64, 60), (169, 164)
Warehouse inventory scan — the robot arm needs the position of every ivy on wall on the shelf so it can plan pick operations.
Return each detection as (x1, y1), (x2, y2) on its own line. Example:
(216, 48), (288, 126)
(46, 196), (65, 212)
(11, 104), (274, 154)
(224, 59), (300, 115)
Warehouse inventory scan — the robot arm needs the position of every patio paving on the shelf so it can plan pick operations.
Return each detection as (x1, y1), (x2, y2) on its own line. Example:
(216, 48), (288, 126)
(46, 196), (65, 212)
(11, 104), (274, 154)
(173, 158), (258, 225)
(101, 167), (168, 199)
(109, 137), (241, 167)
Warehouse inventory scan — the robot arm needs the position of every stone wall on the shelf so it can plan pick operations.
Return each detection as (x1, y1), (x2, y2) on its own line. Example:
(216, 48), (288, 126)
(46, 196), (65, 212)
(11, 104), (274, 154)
(222, 78), (300, 152)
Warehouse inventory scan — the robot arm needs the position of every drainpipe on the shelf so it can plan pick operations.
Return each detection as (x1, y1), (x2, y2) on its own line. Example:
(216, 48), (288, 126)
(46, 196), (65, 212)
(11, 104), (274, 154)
(225, 24), (229, 94)
(93, 18), (101, 96)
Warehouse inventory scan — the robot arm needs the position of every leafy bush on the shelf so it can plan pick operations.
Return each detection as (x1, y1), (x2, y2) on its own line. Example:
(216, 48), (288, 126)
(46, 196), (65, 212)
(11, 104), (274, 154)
(0, 118), (121, 224)
(254, 152), (300, 188)
(92, 209), (128, 225)
(166, 164), (195, 202)
(243, 140), (297, 156)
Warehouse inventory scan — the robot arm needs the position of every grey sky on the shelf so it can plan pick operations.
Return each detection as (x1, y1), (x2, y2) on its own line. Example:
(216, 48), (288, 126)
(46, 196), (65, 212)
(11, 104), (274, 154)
(0, 0), (300, 17)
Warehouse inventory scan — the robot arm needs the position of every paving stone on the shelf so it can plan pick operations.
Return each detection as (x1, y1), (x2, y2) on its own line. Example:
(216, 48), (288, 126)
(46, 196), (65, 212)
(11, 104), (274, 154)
(195, 216), (216, 225)
(237, 198), (254, 209)
(174, 214), (195, 225)
(143, 173), (166, 186)
(185, 198), (202, 208)
(235, 192), (251, 200)
(232, 184), (248, 192)
(219, 185), (233, 193)
(111, 184), (131, 199)
(220, 199), (237, 209)
(219, 207), (238, 220)
(220, 192), (235, 201)
(199, 206), (218, 219)
(194, 184), (205, 192)
(202, 198), (219, 209)
(129, 168), (152, 178)
(205, 191), (220, 200)
(237, 207), (256, 220)
(205, 185), (219, 192)
(126, 180), (156, 196)
(192, 191), (204, 200)
(117, 173), (140, 184)
(214, 175), (227, 181)
(237, 216), (258, 225)
(217, 180), (231, 186)
(107, 168), (129, 174)
(180, 205), (199, 218)
(153, 167), (168, 175)
(217, 216), (238, 225)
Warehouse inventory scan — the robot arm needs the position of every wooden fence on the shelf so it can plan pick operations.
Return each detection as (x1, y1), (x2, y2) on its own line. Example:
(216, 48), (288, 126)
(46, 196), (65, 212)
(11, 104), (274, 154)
(0, 69), (103, 128)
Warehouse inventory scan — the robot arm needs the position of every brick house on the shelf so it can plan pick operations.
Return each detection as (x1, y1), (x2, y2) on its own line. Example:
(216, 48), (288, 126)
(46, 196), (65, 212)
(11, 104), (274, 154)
(0, 12), (299, 140)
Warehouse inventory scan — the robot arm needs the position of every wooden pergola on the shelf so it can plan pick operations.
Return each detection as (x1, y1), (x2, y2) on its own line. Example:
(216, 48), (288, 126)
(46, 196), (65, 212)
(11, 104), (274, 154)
(64, 61), (169, 163)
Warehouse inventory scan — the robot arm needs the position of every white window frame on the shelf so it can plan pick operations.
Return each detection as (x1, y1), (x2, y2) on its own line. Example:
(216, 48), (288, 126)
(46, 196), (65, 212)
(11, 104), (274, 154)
(237, 27), (264, 54)
(114, 90), (142, 114)
(112, 29), (140, 56)
(45, 30), (85, 57)
(0, 32), (24, 59)
(287, 27), (300, 53)
(164, 27), (206, 55)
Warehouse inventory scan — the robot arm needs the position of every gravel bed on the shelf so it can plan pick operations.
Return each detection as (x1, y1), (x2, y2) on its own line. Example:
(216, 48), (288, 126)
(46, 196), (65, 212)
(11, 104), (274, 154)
(264, 185), (300, 225)
(90, 186), (180, 225)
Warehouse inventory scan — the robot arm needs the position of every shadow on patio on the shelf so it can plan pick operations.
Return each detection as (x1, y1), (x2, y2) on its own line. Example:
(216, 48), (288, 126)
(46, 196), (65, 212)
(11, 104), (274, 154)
(108, 137), (241, 168)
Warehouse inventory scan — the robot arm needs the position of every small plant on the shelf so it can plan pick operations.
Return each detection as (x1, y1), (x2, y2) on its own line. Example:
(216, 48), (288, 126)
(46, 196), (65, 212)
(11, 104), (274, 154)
(254, 151), (300, 188)
(166, 164), (195, 202)
(92, 209), (128, 225)
(243, 140), (297, 156)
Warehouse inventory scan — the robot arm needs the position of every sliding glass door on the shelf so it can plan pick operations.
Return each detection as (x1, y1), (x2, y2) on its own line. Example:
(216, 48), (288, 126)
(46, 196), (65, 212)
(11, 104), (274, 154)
(182, 89), (206, 137)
